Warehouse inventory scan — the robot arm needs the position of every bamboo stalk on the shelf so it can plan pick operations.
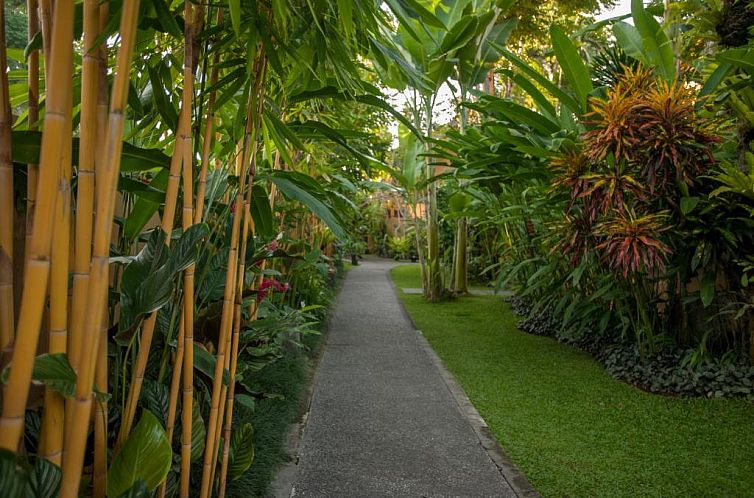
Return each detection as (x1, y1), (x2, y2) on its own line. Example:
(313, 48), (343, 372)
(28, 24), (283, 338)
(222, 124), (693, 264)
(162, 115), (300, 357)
(39, 76), (73, 465)
(39, 0), (52, 68)
(24, 0), (40, 286)
(93, 301), (108, 498)
(217, 196), (255, 498)
(0, 0), (15, 354)
(0, 0), (74, 453)
(68, 0), (100, 379)
(115, 113), (188, 451)
(59, 0), (141, 494)
(199, 51), (266, 498)
(194, 10), (223, 225)
(92, 3), (109, 494)
(179, 5), (196, 496)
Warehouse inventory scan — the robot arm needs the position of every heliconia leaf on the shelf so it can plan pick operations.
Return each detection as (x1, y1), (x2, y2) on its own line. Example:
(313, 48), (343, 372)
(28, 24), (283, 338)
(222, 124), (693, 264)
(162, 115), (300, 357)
(550, 25), (592, 113)
(613, 21), (645, 63)
(700, 271), (715, 307)
(631, 0), (676, 82)
(250, 184), (275, 239)
(193, 343), (230, 385)
(107, 411), (171, 497)
(262, 172), (347, 239)
(123, 169), (169, 241)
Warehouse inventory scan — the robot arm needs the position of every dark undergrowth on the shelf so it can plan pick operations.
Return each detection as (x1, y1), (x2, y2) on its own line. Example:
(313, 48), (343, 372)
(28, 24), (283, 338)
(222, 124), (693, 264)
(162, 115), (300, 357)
(508, 296), (754, 399)
(226, 264), (348, 497)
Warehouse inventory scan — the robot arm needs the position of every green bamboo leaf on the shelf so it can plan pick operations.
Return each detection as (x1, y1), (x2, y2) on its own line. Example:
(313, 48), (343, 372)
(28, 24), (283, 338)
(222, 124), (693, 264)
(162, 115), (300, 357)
(228, 0), (241, 38)
(107, 411), (172, 497)
(151, 0), (182, 38)
(550, 25), (592, 113)
(147, 64), (178, 132)
(228, 423), (255, 481)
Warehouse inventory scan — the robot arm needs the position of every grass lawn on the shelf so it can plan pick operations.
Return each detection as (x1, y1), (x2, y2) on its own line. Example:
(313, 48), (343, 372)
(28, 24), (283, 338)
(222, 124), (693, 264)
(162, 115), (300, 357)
(391, 264), (754, 498)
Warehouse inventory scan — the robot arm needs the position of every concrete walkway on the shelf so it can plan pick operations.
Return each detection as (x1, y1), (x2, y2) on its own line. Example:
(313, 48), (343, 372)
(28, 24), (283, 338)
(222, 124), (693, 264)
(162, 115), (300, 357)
(287, 259), (519, 497)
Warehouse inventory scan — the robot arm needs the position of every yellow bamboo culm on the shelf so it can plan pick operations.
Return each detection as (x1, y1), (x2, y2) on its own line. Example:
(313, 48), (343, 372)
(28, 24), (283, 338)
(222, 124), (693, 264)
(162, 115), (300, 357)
(195, 10), (222, 225)
(0, 0), (74, 453)
(180, 3), (196, 495)
(59, 0), (141, 494)
(24, 0), (40, 288)
(39, 77), (73, 465)
(0, 0), (15, 354)
(93, 301), (108, 498)
(68, 0), (100, 382)
(116, 108), (192, 449)
(92, 3), (109, 495)
(200, 50), (267, 498)
(39, 0), (52, 67)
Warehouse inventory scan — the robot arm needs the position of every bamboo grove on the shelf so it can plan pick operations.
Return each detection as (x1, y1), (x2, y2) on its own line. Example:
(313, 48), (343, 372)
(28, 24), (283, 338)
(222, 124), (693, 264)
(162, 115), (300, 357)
(0, 0), (426, 496)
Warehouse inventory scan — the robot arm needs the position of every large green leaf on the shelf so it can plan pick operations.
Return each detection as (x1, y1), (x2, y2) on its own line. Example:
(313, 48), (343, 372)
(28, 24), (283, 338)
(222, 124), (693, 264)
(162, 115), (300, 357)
(30, 353), (77, 399)
(228, 423), (254, 481)
(631, 0), (675, 82)
(288, 86), (422, 138)
(115, 480), (150, 498)
(250, 184), (275, 238)
(0, 449), (27, 498)
(123, 169), (169, 241)
(550, 25), (592, 113)
(613, 21), (646, 64)
(190, 402), (206, 461)
(497, 46), (582, 114)
(107, 411), (172, 497)
(262, 172), (347, 239)
(25, 457), (62, 498)
(193, 343), (230, 385)
(11, 131), (170, 172)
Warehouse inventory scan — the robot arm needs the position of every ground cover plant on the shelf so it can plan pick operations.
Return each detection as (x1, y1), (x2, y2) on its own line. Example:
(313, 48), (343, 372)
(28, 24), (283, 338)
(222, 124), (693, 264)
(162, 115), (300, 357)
(392, 264), (754, 498)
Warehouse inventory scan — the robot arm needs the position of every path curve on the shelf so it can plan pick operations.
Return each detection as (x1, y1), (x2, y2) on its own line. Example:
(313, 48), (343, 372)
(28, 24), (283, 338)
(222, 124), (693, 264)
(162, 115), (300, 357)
(287, 258), (518, 497)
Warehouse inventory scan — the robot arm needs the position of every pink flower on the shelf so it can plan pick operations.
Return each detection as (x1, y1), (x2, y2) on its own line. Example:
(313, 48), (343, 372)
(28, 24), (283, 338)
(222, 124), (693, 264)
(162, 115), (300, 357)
(267, 240), (279, 252)
(257, 278), (289, 302)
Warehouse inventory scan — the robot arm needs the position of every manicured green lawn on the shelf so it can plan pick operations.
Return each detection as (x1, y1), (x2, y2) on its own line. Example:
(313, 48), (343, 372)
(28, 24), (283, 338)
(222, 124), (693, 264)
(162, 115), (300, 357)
(391, 264), (754, 498)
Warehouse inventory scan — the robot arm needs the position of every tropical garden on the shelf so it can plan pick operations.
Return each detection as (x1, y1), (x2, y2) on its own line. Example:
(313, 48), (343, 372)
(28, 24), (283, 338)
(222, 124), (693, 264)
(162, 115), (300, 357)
(0, 0), (753, 496)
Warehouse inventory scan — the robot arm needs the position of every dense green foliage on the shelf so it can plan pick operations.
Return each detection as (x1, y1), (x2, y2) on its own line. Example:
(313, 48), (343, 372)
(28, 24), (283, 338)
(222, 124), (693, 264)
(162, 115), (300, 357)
(392, 264), (754, 498)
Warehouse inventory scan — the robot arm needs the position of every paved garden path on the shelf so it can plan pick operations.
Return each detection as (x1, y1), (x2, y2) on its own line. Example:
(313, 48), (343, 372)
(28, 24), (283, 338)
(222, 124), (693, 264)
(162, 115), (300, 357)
(287, 258), (519, 497)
